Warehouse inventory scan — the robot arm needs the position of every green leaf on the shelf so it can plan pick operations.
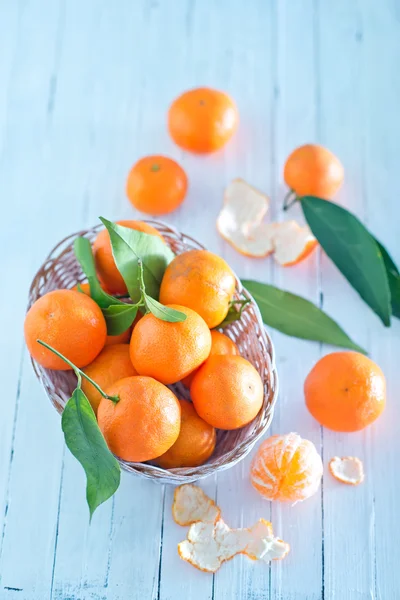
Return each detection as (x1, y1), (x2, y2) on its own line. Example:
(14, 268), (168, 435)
(144, 295), (187, 322)
(73, 237), (124, 309)
(301, 196), (391, 327)
(99, 218), (175, 302)
(102, 304), (138, 335)
(241, 280), (367, 354)
(61, 388), (121, 519)
(375, 239), (400, 319)
(219, 299), (251, 327)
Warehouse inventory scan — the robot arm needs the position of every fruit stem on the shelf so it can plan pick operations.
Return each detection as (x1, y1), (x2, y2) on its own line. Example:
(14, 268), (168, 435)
(283, 190), (299, 211)
(36, 340), (120, 404)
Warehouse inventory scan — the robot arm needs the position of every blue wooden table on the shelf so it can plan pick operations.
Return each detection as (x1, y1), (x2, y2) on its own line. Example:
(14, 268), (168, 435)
(1, 1), (399, 598)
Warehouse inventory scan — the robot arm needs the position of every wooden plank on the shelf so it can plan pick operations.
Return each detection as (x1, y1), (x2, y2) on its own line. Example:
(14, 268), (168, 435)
(361, 2), (400, 598)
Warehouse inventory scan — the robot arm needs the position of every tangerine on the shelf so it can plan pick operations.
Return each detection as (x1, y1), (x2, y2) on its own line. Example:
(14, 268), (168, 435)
(93, 220), (164, 295)
(284, 144), (344, 199)
(130, 304), (211, 385)
(81, 344), (137, 414)
(304, 351), (386, 432)
(182, 330), (239, 387)
(98, 376), (181, 462)
(155, 399), (216, 468)
(168, 87), (238, 153)
(24, 289), (106, 370)
(250, 433), (323, 502)
(126, 155), (187, 216)
(159, 250), (236, 328)
(191, 355), (263, 430)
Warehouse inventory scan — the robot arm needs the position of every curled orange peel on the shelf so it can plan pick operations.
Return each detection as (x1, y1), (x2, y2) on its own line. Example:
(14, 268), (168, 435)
(217, 179), (317, 265)
(173, 484), (289, 573)
(329, 456), (365, 486)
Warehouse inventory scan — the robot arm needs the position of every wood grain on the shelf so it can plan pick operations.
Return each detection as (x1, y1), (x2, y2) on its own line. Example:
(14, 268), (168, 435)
(0, 0), (398, 598)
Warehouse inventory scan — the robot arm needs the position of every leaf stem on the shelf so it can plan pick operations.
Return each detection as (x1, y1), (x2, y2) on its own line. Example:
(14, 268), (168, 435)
(283, 190), (299, 211)
(36, 340), (120, 404)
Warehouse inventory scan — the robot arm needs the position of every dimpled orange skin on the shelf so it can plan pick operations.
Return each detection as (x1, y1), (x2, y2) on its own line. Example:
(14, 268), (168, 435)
(98, 376), (181, 462)
(24, 289), (107, 370)
(126, 155), (188, 216)
(155, 399), (216, 469)
(284, 144), (344, 198)
(92, 220), (164, 295)
(81, 345), (137, 414)
(159, 250), (236, 329)
(191, 355), (264, 430)
(130, 304), (212, 385)
(304, 352), (386, 432)
(168, 87), (238, 153)
(182, 330), (239, 388)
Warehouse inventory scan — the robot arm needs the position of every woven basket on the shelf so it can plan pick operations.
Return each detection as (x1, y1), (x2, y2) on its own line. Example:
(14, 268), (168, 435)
(28, 221), (278, 485)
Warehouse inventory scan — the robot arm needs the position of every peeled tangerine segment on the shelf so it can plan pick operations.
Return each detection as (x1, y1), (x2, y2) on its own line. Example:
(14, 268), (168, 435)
(172, 484), (220, 525)
(329, 456), (365, 486)
(174, 484), (289, 573)
(217, 178), (317, 264)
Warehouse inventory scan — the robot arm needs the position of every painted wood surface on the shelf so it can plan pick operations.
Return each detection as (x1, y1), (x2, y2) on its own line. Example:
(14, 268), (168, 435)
(0, 1), (399, 598)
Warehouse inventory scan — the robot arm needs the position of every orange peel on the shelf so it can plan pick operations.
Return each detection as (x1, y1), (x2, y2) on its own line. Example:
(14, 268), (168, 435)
(217, 179), (317, 265)
(329, 456), (365, 486)
(172, 484), (220, 526)
(174, 484), (289, 573)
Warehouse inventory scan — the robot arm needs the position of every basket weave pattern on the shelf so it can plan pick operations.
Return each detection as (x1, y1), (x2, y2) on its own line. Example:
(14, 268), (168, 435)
(28, 221), (278, 484)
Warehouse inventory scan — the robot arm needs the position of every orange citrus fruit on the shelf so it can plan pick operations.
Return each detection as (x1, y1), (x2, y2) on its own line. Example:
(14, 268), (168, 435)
(168, 87), (238, 153)
(81, 344), (137, 414)
(304, 351), (386, 432)
(130, 304), (211, 385)
(93, 220), (164, 295)
(126, 155), (188, 216)
(182, 330), (239, 387)
(284, 144), (344, 199)
(191, 355), (263, 430)
(24, 289), (106, 370)
(98, 376), (181, 462)
(159, 250), (236, 328)
(250, 433), (323, 502)
(155, 399), (216, 468)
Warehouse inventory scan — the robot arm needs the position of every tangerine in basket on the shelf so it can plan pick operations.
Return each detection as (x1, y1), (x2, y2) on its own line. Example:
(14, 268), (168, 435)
(191, 355), (263, 430)
(24, 289), (107, 370)
(130, 304), (211, 385)
(159, 250), (236, 328)
(168, 87), (238, 153)
(81, 344), (137, 414)
(155, 399), (216, 469)
(182, 330), (239, 388)
(250, 433), (323, 502)
(93, 220), (164, 295)
(126, 155), (188, 216)
(284, 144), (344, 199)
(97, 376), (181, 462)
(304, 351), (386, 432)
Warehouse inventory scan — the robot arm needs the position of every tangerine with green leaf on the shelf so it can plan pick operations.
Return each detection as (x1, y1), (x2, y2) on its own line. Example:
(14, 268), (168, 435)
(92, 220), (164, 295)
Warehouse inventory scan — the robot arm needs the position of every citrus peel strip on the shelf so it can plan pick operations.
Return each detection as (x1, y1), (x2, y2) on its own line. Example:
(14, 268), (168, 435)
(217, 179), (317, 264)
(173, 484), (289, 573)
(329, 456), (365, 486)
